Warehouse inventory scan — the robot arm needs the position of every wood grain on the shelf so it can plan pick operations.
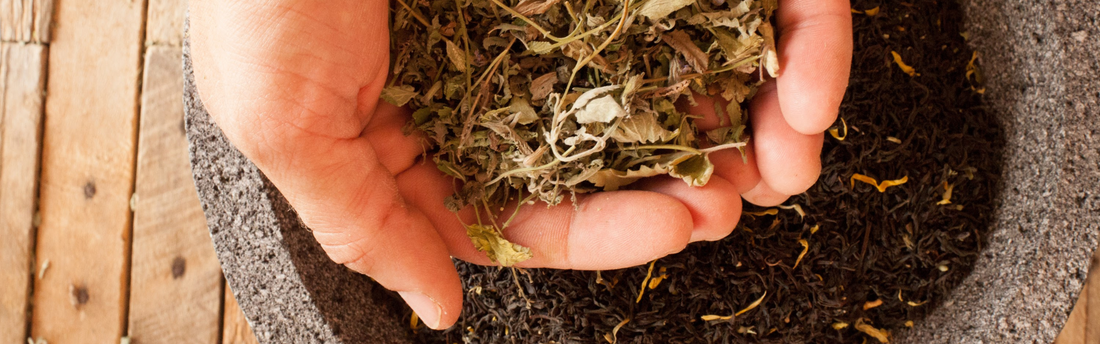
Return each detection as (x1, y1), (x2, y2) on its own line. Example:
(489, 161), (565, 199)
(0, 42), (46, 344)
(29, 0), (144, 342)
(145, 0), (185, 46)
(1086, 248), (1100, 344)
(1057, 286), (1088, 344)
(126, 46), (223, 344)
(223, 284), (260, 344)
(0, 0), (54, 42)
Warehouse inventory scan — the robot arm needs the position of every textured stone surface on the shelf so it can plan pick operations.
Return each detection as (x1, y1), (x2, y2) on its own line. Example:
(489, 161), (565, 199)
(898, 1), (1100, 343)
(186, 1), (1100, 342)
(184, 38), (410, 343)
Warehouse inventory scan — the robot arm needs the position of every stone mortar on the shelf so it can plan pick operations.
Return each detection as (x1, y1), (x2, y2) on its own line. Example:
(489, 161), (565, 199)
(185, 1), (1100, 342)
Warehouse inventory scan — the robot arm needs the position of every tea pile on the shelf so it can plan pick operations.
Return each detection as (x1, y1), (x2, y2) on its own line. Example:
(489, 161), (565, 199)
(403, 0), (1004, 342)
(383, 0), (779, 265)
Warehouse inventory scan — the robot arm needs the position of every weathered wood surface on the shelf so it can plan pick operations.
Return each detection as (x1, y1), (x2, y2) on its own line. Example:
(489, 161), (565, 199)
(127, 46), (223, 344)
(145, 0), (185, 46)
(0, 41), (46, 344)
(223, 284), (261, 344)
(29, 0), (144, 342)
(0, 0), (54, 42)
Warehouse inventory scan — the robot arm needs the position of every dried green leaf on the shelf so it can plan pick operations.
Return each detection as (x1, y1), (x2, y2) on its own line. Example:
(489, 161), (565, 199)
(636, 0), (694, 20)
(380, 85), (418, 107)
(514, 0), (562, 16)
(575, 95), (628, 124)
(669, 153), (714, 187)
(466, 224), (532, 267)
(527, 41), (555, 55)
(445, 39), (467, 72)
(662, 30), (709, 72)
(588, 164), (670, 191)
(611, 113), (679, 143)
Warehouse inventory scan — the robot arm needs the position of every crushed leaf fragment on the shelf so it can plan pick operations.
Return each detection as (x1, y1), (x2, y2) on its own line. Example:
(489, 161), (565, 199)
(891, 51), (920, 77)
(736, 291), (767, 316)
(855, 318), (891, 343)
(829, 117), (848, 141)
(832, 322), (850, 330)
(466, 224), (533, 267)
(863, 299), (883, 310)
(887, 136), (902, 143)
(851, 174), (909, 192)
(810, 224), (821, 235)
(937, 181), (955, 205)
(905, 321), (914, 327)
(793, 239), (809, 269)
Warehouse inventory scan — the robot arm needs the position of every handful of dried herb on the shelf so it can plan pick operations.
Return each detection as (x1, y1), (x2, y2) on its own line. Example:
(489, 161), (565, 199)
(383, 0), (779, 266)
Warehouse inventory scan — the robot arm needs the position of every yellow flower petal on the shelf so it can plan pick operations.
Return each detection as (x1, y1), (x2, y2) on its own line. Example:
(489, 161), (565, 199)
(829, 117), (848, 141)
(851, 174), (909, 192)
(793, 239), (810, 269)
(937, 181), (955, 205)
(891, 51), (920, 77)
(735, 291), (767, 316)
(855, 318), (891, 343)
(743, 208), (779, 217)
(863, 299), (883, 310)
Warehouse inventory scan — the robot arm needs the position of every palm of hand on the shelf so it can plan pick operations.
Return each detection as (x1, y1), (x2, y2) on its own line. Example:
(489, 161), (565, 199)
(191, 0), (850, 330)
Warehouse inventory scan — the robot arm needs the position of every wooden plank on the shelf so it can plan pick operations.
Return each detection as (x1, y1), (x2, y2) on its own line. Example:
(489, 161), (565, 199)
(1056, 285), (1088, 344)
(223, 284), (260, 344)
(145, 0), (185, 46)
(0, 42), (46, 344)
(126, 46), (223, 344)
(0, 0), (54, 43)
(1086, 247), (1100, 344)
(29, 0), (145, 342)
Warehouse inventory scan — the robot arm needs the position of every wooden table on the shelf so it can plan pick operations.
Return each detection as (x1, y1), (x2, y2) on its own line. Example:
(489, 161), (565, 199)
(0, 0), (1094, 343)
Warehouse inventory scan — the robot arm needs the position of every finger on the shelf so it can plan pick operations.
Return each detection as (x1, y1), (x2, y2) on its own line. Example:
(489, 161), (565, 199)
(680, 94), (789, 206)
(362, 102), (430, 176)
(396, 161), (696, 269)
(751, 82), (824, 196)
(254, 133), (462, 330)
(633, 176), (742, 242)
(774, 0), (853, 134)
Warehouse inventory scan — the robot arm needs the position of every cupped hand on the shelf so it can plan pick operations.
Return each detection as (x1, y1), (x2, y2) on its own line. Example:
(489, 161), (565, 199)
(190, 0), (850, 330)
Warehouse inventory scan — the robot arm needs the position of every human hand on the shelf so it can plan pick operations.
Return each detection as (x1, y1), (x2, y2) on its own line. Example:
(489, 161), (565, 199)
(189, 0), (849, 331)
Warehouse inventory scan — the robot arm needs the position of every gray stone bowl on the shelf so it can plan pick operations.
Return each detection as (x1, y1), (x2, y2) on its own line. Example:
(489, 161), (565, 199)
(185, 1), (1100, 343)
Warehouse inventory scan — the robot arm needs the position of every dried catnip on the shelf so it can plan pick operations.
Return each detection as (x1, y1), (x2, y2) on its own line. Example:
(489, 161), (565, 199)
(384, 0), (778, 265)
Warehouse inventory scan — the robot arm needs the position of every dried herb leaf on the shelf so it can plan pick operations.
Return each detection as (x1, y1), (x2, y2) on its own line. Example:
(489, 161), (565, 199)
(466, 224), (533, 267)
(636, 0), (695, 20)
(380, 85), (418, 107)
(389, 0), (773, 265)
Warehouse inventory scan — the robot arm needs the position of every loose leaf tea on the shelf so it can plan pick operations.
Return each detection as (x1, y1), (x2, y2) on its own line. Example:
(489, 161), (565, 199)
(402, 0), (1004, 342)
(386, 0), (780, 264)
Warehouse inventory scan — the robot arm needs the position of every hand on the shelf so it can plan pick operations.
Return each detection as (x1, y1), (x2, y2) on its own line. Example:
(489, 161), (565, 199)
(189, 0), (850, 330)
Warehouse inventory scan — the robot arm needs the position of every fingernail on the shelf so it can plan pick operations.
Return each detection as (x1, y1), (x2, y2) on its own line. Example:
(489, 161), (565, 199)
(399, 291), (442, 329)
